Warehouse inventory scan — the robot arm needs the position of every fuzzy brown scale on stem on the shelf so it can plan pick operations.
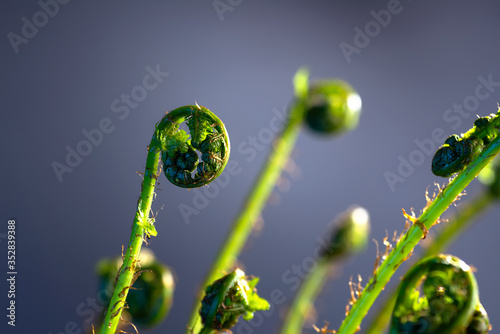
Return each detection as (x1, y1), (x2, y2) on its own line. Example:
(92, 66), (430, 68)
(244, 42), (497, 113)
(129, 269), (146, 288)
(372, 239), (380, 277)
(119, 286), (130, 298)
(313, 321), (337, 333)
(372, 232), (394, 275)
(118, 317), (140, 334)
(111, 305), (126, 319)
(345, 275), (364, 317)
(382, 233), (392, 253)
(402, 208), (429, 238)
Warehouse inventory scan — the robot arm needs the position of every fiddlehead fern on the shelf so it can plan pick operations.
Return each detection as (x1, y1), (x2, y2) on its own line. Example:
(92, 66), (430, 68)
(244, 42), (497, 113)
(280, 206), (370, 334)
(303, 79), (362, 135)
(100, 105), (229, 334)
(198, 268), (269, 334)
(156, 104), (230, 188)
(320, 206), (371, 260)
(431, 135), (482, 177)
(390, 254), (490, 334)
(97, 249), (174, 328)
(432, 112), (500, 177)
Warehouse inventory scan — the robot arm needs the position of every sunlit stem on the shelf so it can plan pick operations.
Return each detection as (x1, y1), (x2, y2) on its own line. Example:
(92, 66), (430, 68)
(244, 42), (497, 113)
(100, 136), (161, 334)
(186, 69), (310, 334)
(364, 192), (493, 334)
(337, 136), (500, 334)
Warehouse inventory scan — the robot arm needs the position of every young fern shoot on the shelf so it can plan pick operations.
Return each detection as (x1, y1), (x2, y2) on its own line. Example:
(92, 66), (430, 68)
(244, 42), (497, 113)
(280, 206), (370, 334)
(390, 254), (490, 333)
(336, 109), (500, 334)
(99, 105), (230, 334)
(97, 249), (175, 329)
(198, 269), (269, 334)
(432, 114), (500, 177)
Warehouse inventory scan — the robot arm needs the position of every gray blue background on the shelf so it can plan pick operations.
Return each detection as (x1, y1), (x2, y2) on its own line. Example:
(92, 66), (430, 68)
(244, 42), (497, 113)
(2, 1), (500, 333)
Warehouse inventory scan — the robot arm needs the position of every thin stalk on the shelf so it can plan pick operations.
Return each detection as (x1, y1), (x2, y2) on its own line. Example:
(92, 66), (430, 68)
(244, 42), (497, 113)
(364, 192), (493, 334)
(336, 136), (500, 334)
(186, 70), (310, 333)
(280, 259), (334, 334)
(100, 137), (161, 334)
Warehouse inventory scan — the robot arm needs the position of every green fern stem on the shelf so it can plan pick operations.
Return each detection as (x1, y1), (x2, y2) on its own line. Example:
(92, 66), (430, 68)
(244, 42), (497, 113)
(281, 206), (370, 334)
(280, 259), (333, 334)
(364, 192), (492, 334)
(337, 135), (500, 334)
(100, 137), (161, 334)
(186, 69), (310, 334)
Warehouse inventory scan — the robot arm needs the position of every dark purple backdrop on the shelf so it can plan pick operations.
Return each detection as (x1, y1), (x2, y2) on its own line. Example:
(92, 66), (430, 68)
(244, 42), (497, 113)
(2, 1), (500, 333)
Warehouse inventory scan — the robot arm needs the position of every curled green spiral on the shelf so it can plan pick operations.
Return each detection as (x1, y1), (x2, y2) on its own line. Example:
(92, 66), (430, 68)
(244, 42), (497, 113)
(97, 249), (175, 328)
(199, 268), (269, 333)
(431, 135), (483, 177)
(303, 79), (362, 135)
(390, 254), (490, 334)
(432, 112), (500, 177)
(155, 104), (230, 188)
